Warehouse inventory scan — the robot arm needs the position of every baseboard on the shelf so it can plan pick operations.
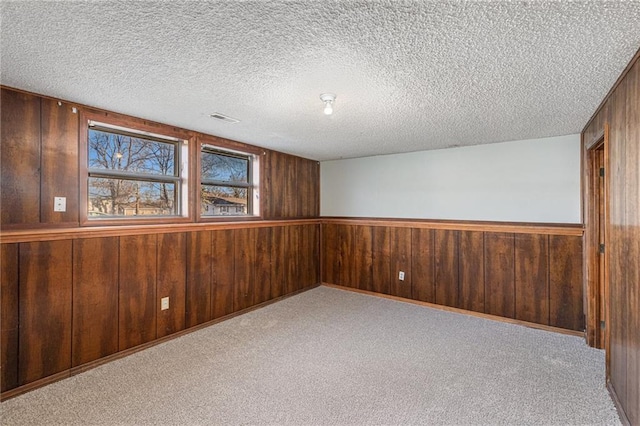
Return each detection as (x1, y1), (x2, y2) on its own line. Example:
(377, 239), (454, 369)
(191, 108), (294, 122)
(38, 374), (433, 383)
(322, 283), (585, 338)
(0, 283), (320, 402)
(607, 380), (631, 426)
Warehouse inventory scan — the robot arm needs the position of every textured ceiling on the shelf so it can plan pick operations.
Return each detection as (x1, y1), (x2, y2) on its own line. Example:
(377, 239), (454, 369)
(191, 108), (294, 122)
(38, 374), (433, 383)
(2, 1), (640, 161)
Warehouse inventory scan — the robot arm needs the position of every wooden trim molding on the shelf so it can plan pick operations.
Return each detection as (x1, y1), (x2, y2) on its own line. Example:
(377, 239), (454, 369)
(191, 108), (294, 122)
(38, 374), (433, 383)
(0, 219), (321, 243)
(323, 284), (584, 338)
(321, 217), (584, 236)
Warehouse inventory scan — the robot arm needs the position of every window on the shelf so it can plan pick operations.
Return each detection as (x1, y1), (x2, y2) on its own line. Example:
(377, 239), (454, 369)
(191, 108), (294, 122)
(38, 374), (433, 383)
(200, 146), (257, 217)
(87, 123), (186, 218)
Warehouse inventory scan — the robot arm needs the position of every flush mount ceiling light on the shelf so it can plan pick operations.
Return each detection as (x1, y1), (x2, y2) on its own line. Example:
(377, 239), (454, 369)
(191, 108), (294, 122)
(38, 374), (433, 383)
(320, 93), (336, 115)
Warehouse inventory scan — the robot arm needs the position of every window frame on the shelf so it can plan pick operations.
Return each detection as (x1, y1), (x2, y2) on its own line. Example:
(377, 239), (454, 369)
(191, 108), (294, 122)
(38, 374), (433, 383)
(197, 135), (262, 222)
(79, 110), (193, 226)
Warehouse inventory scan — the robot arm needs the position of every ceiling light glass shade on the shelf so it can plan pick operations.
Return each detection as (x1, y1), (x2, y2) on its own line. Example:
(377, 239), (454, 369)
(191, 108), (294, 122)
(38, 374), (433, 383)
(320, 93), (336, 116)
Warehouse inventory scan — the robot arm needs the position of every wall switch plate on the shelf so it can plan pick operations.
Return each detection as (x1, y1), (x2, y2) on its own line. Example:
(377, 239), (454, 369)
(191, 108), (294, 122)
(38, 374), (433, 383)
(54, 197), (66, 212)
(161, 297), (169, 310)
(399, 271), (405, 281)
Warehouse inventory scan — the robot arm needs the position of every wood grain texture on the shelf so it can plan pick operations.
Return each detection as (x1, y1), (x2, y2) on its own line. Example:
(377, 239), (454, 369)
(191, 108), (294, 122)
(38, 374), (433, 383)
(234, 227), (256, 310)
(254, 226), (273, 304)
(621, 57), (640, 426)
(271, 226), (286, 299)
(72, 237), (119, 367)
(262, 150), (319, 219)
(389, 227), (412, 299)
(458, 231), (485, 313)
(156, 233), (186, 338)
(298, 224), (319, 290)
(1, 244), (19, 391)
(1, 88), (41, 226)
(211, 229), (235, 318)
(353, 225), (373, 291)
(434, 229), (459, 307)
(321, 223), (339, 287)
(372, 226), (392, 295)
(18, 240), (72, 385)
(284, 225), (300, 294)
(40, 98), (79, 225)
(484, 233), (515, 318)
(337, 225), (354, 288)
(411, 228), (435, 303)
(514, 233), (549, 325)
(549, 235), (584, 331)
(118, 235), (157, 351)
(185, 231), (212, 327)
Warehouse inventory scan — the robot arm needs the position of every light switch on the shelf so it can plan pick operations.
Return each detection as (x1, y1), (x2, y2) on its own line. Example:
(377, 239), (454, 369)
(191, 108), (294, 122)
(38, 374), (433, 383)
(161, 297), (169, 310)
(54, 197), (66, 212)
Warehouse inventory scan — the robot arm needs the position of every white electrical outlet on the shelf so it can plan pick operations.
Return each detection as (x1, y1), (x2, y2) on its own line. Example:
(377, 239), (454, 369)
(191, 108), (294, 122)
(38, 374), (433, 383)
(161, 297), (169, 310)
(399, 271), (405, 281)
(53, 197), (66, 212)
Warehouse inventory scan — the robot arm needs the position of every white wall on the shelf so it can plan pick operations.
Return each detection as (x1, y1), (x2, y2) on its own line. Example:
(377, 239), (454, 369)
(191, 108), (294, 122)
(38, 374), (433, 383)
(320, 134), (581, 223)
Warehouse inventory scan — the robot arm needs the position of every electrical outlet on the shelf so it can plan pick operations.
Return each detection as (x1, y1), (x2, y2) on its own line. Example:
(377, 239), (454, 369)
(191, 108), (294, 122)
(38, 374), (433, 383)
(161, 297), (169, 310)
(54, 197), (66, 212)
(399, 271), (405, 281)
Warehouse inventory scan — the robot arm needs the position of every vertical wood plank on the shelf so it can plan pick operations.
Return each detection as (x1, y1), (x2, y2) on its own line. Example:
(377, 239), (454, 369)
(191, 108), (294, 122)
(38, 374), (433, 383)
(389, 227), (412, 299)
(484, 232), (515, 318)
(72, 237), (119, 367)
(285, 225), (300, 294)
(157, 233), (186, 338)
(309, 224), (321, 287)
(435, 229), (459, 307)
(459, 231), (485, 313)
(608, 82), (628, 416)
(212, 229), (235, 318)
(255, 227), (272, 304)
(372, 226), (392, 295)
(19, 240), (72, 385)
(1, 88), (41, 226)
(322, 223), (340, 286)
(40, 98), (79, 224)
(338, 225), (354, 288)
(549, 235), (584, 331)
(1, 244), (19, 391)
(412, 228), (435, 303)
(297, 224), (318, 290)
(118, 235), (157, 351)
(234, 228), (256, 310)
(186, 231), (212, 327)
(621, 58), (639, 425)
(514, 233), (549, 325)
(353, 225), (373, 291)
(271, 226), (286, 299)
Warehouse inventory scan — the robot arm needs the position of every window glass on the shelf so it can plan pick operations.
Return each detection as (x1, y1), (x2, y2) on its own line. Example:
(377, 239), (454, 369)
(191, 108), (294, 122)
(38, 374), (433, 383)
(200, 147), (254, 217)
(87, 125), (182, 219)
(201, 151), (248, 183)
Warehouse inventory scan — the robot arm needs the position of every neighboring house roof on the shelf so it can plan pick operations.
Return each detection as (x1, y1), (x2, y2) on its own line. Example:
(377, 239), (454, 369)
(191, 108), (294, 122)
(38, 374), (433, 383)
(204, 196), (245, 206)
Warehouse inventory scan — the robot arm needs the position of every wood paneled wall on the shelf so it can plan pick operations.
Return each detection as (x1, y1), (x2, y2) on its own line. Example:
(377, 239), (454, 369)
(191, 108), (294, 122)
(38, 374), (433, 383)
(582, 50), (640, 426)
(0, 86), (319, 229)
(322, 220), (584, 332)
(262, 151), (319, 219)
(0, 223), (320, 396)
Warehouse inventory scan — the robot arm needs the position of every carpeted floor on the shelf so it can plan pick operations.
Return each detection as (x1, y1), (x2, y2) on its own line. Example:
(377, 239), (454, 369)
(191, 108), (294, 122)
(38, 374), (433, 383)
(1, 286), (620, 425)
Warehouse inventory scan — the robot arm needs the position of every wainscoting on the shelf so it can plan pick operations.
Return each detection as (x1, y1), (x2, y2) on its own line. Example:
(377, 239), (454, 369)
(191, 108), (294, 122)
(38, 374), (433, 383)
(0, 221), (320, 398)
(322, 219), (584, 332)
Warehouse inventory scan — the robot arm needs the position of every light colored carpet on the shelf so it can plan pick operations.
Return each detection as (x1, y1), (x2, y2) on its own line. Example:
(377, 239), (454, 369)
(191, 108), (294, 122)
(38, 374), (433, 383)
(1, 286), (620, 425)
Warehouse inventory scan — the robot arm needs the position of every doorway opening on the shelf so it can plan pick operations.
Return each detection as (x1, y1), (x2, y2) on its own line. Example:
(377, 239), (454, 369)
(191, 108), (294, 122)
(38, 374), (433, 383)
(585, 130), (608, 351)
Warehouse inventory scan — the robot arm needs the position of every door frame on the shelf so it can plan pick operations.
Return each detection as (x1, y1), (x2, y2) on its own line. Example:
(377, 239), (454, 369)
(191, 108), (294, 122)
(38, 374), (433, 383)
(583, 124), (609, 358)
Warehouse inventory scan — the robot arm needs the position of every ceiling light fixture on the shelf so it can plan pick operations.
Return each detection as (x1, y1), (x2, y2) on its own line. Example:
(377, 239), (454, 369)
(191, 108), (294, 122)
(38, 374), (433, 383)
(320, 93), (336, 115)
